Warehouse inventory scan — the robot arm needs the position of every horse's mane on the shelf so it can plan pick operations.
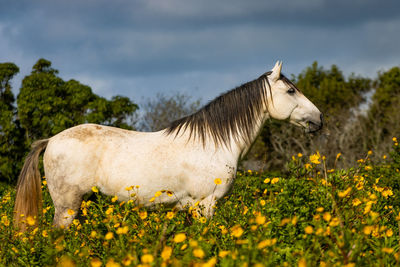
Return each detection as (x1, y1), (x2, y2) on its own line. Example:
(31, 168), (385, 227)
(165, 72), (297, 147)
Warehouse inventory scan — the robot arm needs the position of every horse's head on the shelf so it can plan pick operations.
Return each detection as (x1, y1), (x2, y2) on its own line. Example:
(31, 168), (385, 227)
(265, 61), (323, 133)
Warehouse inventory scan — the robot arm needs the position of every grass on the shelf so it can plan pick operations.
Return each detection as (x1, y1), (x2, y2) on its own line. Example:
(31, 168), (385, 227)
(1, 140), (400, 266)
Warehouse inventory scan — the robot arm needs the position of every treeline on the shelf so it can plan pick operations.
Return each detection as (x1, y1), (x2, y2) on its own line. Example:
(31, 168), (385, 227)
(1, 59), (399, 184)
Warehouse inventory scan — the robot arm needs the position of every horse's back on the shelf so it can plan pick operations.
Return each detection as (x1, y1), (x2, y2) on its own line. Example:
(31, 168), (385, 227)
(43, 124), (140, 191)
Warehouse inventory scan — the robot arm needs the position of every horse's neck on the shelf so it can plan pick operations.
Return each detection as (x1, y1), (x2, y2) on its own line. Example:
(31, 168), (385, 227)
(228, 113), (269, 161)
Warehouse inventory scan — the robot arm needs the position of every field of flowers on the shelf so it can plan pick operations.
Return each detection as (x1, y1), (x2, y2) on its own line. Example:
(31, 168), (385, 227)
(1, 138), (400, 266)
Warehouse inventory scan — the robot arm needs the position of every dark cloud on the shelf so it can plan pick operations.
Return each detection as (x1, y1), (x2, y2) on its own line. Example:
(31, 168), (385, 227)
(0, 0), (399, 102)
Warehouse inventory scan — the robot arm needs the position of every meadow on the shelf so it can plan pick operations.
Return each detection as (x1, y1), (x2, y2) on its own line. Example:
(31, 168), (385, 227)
(1, 138), (400, 266)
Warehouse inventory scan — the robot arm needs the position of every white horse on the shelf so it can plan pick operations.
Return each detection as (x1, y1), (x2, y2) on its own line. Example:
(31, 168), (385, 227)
(14, 61), (322, 229)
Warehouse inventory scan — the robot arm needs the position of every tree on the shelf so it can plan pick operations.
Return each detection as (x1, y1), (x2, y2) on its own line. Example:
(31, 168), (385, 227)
(0, 63), (26, 183)
(139, 92), (201, 132)
(365, 67), (400, 148)
(17, 59), (138, 143)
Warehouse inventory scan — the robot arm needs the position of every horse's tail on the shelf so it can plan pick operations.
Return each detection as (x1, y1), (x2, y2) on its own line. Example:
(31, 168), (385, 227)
(14, 139), (49, 231)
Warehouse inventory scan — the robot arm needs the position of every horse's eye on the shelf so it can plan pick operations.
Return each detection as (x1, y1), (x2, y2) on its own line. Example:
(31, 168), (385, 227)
(287, 88), (296, 95)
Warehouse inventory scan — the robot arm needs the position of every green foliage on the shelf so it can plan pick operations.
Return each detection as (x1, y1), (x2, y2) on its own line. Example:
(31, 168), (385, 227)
(17, 59), (138, 142)
(0, 63), (26, 183)
(1, 149), (400, 266)
(368, 67), (400, 138)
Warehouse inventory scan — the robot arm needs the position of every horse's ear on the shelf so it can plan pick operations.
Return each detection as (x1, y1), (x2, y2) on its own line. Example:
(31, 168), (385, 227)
(270, 61), (282, 82)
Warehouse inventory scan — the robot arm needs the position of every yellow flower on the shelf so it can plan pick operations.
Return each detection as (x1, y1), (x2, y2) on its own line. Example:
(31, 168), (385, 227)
(58, 256), (76, 267)
(90, 231), (97, 238)
(125, 186), (133, 191)
(105, 259), (120, 267)
(304, 163), (312, 170)
(386, 229), (393, 237)
(72, 219), (80, 226)
(382, 189), (393, 198)
(161, 246), (172, 261)
(291, 216), (298, 225)
(67, 209), (75, 215)
(365, 165), (373, 171)
(305, 226), (314, 234)
(309, 154), (321, 164)
(149, 197), (155, 202)
(260, 200), (266, 206)
(90, 258), (102, 267)
(393, 137), (397, 142)
(214, 178), (222, 185)
(91, 186), (99, 193)
(154, 191), (162, 197)
(352, 198), (362, 206)
(203, 257), (217, 267)
(338, 187), (352, 198)
(323, 212), (331, 222)
(111, 196), (118, 202)
(230, 225), (244, 238)
(193, 248), (205, 259)
(141, 254), (154, 263)
(298, 258), (307, 267)
(105, 207), (114, 215)
(105, 232), (114, 240)
(173, 233), (186, 243)
(139, 211), (147, 220)
(219, 250), (230, 258)
(166, 211), (175, 220)
(263, 178), (270, 184)
(199, 217), (207, 223)
(26, 216), (36, 226)
(329, 217), (340, 227)
(257, 238), (277, 249)
(316, 228), (324, 235)
(116, 226), (129, 235)
(122, 256), (132, 266)
(316, 207), (324, 213)
(271, 178), (279, 184)
(42, 230), (48, 237)
(180, 244), (188, 250)
(1, 215), (10, 227)
(255, 215), (266, 225)
(336, 153), (342, 159)
(363, 225), (374, 235)
(280, 218), (291, 226)
(219, 225), (228, 234)
(189, 239), (199, 248)
(382, 247), (394, 254)
(297, 153), (303, 158)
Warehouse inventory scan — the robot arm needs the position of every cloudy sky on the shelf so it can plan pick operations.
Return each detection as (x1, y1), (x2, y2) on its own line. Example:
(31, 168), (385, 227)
(1, 0), (399, 104)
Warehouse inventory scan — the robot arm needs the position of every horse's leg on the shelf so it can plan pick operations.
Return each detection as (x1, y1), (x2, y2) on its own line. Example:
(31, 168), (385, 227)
(49, 183), (84, 228)
(197, 195), (217, 218)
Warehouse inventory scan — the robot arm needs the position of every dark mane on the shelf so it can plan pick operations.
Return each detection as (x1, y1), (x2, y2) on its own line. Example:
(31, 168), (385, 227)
(165, 72), (294, 147)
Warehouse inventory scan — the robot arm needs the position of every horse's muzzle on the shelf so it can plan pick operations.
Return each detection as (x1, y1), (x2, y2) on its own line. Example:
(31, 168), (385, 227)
(306, 113), (323, 133)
